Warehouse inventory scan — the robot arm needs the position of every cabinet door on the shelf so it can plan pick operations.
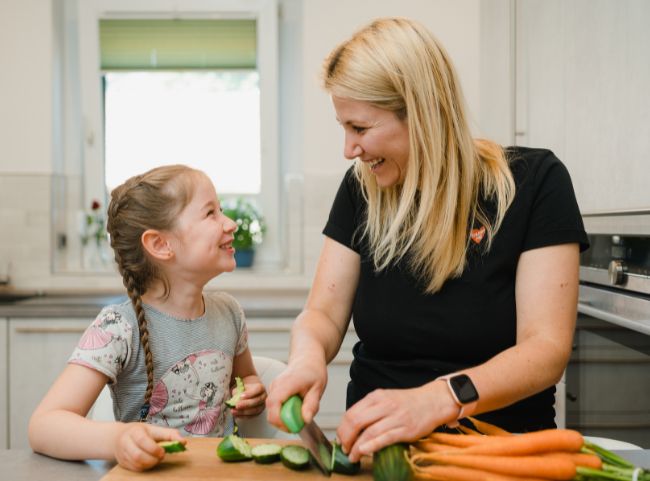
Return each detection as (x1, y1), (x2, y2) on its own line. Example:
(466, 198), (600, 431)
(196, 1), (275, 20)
(0, 318), (7, 449)
(8, 318), (89, 449)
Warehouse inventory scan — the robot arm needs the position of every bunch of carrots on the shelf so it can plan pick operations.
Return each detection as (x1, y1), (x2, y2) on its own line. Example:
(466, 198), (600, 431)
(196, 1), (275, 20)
(408, 417), (649, 481)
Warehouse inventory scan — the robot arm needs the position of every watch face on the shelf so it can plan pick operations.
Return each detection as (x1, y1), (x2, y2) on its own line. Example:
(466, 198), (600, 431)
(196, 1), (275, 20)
(450, 374), (479, 403)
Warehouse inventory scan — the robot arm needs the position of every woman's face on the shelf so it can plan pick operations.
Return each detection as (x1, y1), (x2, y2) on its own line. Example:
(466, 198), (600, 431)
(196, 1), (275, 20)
(332, 96), (410, 188)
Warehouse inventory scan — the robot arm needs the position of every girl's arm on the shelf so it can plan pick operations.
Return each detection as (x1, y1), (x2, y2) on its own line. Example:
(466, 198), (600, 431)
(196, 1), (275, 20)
(29, 363), (184, 470)
(337, 243), (580, 461)
(230, 347), (266, 417)
(266, 237), (360, 428)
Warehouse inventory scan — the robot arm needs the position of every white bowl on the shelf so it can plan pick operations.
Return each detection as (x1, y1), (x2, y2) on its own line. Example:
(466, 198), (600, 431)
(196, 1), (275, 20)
(583, 436), (642, 450)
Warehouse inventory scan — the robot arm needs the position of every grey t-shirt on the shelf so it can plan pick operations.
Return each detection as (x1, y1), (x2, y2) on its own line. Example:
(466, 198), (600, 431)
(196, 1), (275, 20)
(69, 291), (248, 436)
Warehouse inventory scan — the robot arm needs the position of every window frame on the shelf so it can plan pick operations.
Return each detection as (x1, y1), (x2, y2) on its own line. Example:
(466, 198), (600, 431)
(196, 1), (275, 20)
(76, 0), (281, 268)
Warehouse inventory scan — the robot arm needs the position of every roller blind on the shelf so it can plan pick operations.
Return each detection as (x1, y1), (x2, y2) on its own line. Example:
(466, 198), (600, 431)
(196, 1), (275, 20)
(99, 19), (257, 70)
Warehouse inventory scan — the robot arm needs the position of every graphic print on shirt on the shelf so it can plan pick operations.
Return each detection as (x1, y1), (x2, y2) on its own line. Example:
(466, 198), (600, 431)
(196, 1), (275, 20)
(69, 308), (130, 373)
(147, 349), (231, 436)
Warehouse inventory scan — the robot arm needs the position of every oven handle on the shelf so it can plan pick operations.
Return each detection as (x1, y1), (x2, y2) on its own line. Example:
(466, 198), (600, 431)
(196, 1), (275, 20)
(578, 302), (650, 335)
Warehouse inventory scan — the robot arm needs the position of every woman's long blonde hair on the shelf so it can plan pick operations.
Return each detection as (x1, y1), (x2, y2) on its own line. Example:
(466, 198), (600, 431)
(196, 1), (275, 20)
(323, 17), (515, 293)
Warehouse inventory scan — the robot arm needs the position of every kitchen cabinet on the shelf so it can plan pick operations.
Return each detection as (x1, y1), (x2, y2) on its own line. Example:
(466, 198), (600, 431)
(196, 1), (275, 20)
(8, 318), (89, 448)
(0, 318), (7, 449)
(2, 313), (357, 448)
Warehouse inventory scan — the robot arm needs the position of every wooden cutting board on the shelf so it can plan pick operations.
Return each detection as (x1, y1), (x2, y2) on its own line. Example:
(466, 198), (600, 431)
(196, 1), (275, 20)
(100, 437), (375, 481)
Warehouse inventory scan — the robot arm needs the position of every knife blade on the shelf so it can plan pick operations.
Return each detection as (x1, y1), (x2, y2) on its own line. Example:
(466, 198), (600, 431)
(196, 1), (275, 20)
(298, 419), (333, 476)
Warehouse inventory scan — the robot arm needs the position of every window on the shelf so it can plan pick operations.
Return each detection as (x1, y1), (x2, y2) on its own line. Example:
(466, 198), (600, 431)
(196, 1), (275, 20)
(70, 0), (280, 270)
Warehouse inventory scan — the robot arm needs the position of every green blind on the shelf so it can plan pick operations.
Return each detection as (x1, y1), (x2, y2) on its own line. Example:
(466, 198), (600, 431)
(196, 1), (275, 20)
(99, 19), (256, 70)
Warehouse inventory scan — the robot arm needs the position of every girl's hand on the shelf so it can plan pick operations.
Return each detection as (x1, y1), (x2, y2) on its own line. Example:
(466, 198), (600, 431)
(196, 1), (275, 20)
(114, 423), (186, 472)
(265, 356), (328, 430)
(336, 381), (458, 463)
(230, 375), (267, 418)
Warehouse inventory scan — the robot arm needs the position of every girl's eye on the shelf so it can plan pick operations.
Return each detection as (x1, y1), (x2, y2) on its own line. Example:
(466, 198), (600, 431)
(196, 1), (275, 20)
(207, 209), (215, 217)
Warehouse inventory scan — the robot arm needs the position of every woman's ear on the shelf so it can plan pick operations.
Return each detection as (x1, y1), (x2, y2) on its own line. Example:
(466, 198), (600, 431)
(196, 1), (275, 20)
(141, 229), (174, 261)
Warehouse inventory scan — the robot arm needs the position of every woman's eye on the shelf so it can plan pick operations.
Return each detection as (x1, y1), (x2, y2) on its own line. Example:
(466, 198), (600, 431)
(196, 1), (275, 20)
(352, 126), (366, 134)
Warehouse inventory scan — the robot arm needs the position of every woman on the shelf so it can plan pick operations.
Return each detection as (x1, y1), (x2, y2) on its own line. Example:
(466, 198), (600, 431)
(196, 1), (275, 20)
(266, 17), (588, 463)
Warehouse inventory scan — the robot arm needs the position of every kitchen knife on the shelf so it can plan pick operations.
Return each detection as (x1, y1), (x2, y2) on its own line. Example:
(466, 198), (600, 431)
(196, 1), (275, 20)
(298, 419), (333, 476)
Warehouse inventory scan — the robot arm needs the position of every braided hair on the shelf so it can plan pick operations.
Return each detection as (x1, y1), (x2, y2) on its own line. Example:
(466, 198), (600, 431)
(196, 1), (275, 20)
(106, 164), (200, 419)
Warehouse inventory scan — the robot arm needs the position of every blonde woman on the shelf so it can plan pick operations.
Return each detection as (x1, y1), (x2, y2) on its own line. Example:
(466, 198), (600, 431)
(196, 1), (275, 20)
(267, 18), (588, 461)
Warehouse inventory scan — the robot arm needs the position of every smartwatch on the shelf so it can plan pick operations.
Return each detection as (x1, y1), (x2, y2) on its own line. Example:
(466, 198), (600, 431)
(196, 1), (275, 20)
(437, 373), (479, 427)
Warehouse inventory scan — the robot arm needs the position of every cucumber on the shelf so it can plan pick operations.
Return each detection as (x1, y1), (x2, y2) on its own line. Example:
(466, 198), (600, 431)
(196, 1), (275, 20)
(225, 376), (245, 408)
(372, 443), (411, 481)
(216, 434), (253, 462)
(158, 440), (186, 453)
(280, 395), (305, 433)
(251, 443), (282, 464)
(280, 445), (311, 470)
(331, 441), (360, 475)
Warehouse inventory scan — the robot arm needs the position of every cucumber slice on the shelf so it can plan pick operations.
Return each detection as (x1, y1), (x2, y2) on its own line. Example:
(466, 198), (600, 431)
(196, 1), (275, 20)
(216, 434), (253, 462)
(280, 445), (310, 470)
(280, 395), (305, 433)
(251, 443), (282, 464)
(158, 440), (186, 453)
(225, 376), (245, 408)
(331, 442), (360, 475)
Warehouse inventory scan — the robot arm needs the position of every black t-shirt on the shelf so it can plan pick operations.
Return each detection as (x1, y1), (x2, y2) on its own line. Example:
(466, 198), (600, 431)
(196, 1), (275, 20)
(323, 146), (589, 432)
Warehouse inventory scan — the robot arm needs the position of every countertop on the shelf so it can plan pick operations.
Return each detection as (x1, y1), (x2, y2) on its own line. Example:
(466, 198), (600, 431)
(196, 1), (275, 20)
(0, 288), (307, 319)
(2, 447), (648, 481)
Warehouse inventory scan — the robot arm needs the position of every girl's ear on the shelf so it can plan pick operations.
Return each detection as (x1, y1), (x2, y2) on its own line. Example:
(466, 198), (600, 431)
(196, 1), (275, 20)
(141, 229), (174, 261)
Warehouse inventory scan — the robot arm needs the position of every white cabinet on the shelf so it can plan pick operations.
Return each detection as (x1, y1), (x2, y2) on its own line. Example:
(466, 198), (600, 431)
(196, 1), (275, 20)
(0, 318), (7, 449)
(8, 318), (89, 449)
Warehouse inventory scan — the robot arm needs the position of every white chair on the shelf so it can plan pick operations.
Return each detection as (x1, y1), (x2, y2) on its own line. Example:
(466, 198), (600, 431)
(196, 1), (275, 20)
(89, 355), (296, 439)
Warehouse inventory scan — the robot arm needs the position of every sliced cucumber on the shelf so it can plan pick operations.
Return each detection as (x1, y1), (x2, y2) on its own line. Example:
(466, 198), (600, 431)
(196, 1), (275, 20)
(216, 434), (253, 462)
(251, 443), (282, 464)
(372, 443), (411, 481)
(158, 440), (186, 453)
(280, 395), (305, 433)
(225, 376), (245, 408)
(280, 445), (310, 470)
(331, 442), (360, 475)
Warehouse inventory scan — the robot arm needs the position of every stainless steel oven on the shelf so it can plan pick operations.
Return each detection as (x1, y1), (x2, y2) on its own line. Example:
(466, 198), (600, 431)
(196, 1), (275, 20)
(566, 209), (650, 448)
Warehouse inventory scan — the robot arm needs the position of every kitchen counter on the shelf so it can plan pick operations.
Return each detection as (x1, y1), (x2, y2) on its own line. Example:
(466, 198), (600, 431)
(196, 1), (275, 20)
(0, 288), (306, 319)
(1, 446), (648, 481)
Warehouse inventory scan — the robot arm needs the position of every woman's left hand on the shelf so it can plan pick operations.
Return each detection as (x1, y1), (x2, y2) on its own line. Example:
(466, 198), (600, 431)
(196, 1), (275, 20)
(230, 375), (267, 417)
(336, 381), (457, 462)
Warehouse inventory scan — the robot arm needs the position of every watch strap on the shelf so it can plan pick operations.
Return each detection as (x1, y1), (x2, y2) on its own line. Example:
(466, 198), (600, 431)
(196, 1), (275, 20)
(437, 374), (478, 428)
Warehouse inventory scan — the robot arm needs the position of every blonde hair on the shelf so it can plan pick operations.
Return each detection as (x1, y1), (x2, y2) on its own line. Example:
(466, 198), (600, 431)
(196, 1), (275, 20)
(323, 17), (515, 293)
(106, 164), (202, 413)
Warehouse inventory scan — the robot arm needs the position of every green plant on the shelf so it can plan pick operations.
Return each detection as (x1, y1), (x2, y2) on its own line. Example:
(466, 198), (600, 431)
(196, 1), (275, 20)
(222, 197), (267, 250)
(81, 199), (108, 246)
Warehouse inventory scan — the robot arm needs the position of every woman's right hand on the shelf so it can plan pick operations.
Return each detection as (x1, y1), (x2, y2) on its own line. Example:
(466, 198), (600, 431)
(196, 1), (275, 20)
(114, 423), (186, 472)
(266, 355), (329, 430)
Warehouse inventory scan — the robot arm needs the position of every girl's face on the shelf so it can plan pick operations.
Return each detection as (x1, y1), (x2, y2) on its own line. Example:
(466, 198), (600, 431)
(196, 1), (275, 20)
(332, 96), (410, 188)
(169, 174), (238, 280)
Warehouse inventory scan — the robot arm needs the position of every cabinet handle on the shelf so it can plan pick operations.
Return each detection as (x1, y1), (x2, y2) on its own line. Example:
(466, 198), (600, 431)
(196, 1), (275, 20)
(566, 392), (577, 402)
(13, 327), (86, 334)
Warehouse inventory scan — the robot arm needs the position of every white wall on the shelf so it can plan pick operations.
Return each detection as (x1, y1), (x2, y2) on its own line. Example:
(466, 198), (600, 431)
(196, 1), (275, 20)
(0, 0), (485, 291)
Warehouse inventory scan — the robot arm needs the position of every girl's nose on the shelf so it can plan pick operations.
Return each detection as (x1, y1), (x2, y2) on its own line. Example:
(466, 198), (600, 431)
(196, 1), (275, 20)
(224, 216), (237, 233)
(343, 133), (363, 160)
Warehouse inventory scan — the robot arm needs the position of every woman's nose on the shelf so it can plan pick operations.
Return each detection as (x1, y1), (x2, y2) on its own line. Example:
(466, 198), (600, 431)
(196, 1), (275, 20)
(343, 133), (362, 160)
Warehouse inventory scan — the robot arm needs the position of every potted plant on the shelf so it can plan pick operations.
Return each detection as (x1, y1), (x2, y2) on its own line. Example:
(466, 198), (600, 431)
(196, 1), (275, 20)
(222, 197), (267, 268)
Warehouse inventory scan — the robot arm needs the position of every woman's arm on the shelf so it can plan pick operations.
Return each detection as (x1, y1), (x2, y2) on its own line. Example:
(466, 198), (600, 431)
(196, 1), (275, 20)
(337, 243), (580, 461)
(266, 236), (360, 427)
(29, 363), (184, 470)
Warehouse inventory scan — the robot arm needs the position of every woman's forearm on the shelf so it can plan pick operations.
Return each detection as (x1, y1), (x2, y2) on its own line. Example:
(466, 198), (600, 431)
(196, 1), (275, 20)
(288, 308), (348, 365)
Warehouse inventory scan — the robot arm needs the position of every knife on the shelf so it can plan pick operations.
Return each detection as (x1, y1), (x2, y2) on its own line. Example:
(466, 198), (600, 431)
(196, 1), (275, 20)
(298, 418), (333, 476)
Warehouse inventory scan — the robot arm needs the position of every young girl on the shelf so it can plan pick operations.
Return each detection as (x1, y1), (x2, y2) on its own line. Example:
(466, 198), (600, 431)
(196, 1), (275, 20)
(29, 165), (266, 471)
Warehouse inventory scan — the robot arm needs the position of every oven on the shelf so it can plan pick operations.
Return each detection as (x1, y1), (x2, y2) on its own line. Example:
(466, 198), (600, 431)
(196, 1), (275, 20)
(565, 209), (650, 448)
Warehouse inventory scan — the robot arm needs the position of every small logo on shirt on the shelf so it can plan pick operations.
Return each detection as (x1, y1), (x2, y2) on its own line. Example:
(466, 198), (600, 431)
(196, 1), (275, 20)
(470, 226), (486, 244)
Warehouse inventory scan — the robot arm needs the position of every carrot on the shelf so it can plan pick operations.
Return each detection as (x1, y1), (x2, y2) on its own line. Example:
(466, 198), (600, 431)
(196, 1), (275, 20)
(453, 429), (584, 456)
(426, 432), (492, 447)
(414, 441), (459, 453)
(467, 417), (513, 436)
(411, 452), (577, 480)
(542, 452), (603, 470)
(409, 463), (553, 481)
(456, 424), (482, 436)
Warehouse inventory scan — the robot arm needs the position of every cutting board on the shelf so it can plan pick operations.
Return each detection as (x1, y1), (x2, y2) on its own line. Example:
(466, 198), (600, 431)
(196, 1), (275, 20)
(100, 437), (374, 481)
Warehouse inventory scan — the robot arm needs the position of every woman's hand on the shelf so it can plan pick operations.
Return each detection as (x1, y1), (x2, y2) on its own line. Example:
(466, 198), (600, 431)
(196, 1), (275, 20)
(336, 381), (458, 463)
(113, 423), (186, 472)
(265, 355), (329, 430)
(230, 375), (267, 418)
